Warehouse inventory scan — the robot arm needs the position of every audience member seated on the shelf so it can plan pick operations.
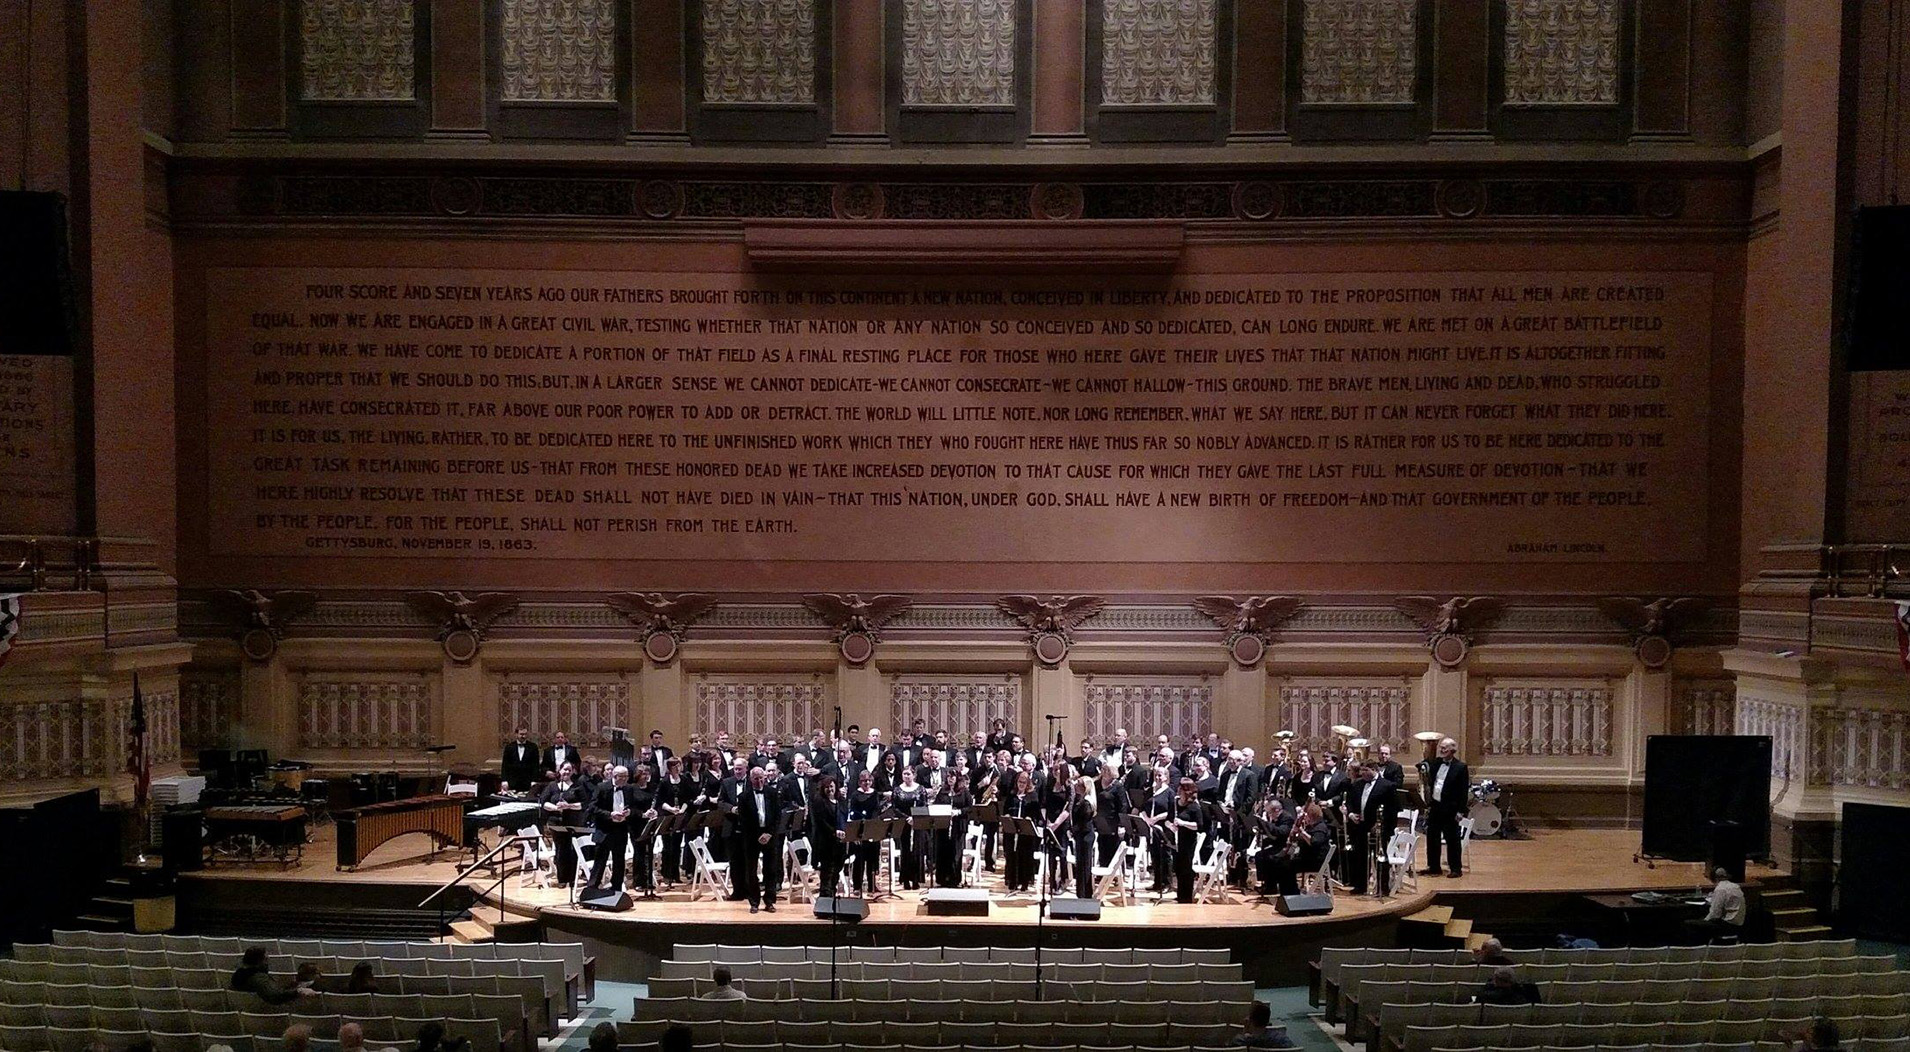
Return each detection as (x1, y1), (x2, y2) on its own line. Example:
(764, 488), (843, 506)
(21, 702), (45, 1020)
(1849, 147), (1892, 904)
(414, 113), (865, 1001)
(1793, 1017), (1845, 1052)
(294, 963), (322, 994)
(1230, 1001), (1296, 1048)
(699, 967), (747, 1001)
(1474, 965), (1542, 1005)
(347, 962), (381, 994)
(1471, 937), (1513, 966)
(282, 1024), (312, 1052)
(586, 1022), (617, 1052)
(1684, 866), (1746, 943)
(230, 947), (317, 1005)
(338, 1023), (396, 1052)
(413, 1022), (468, 1052)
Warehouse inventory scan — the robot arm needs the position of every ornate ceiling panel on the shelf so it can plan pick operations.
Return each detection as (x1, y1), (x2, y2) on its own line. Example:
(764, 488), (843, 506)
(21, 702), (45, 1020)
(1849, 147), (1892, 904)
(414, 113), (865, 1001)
(1504, 0), (1622, 106)
(902, 0), (1018, 107)
(1102, 0), (1219, 107)
(299, 0), (416, 102)
(1300, 0), (1417, 105)
(701, 0), (818, 105)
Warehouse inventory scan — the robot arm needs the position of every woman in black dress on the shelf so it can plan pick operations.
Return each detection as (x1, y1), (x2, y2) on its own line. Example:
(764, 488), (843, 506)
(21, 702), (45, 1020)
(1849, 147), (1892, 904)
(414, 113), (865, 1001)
(892, 766), (925, 890)
(1001, 769), (1037, 892)
(809, 775), (848, 898)
(656, 755), (690, 886)
(848, 769), (883, 895)
(1173, 777), (1204, 904)
(537, 762), (588, 887)
(1068, 774), (1099, 900)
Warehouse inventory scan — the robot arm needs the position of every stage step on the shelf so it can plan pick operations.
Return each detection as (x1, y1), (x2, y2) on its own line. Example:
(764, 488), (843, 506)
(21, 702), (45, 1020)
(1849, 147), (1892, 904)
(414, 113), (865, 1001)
(1443, 918), (1473, 939)
(1777, 924), (1834, 941)
(447, 919), (493, 944)
(1403, 905), (1453, 926)
(184, 905), (450, 941)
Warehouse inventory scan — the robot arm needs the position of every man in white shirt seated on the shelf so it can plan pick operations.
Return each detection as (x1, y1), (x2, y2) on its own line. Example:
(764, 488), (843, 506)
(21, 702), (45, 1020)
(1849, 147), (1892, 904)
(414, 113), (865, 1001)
(701, 966), (747, 1001)
(1684, 866), (1747, 943)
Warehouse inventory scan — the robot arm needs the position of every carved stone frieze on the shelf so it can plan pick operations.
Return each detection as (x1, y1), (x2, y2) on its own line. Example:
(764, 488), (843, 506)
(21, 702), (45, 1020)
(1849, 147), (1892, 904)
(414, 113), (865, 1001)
(1278, 683), (1411, 755)
(702, 0), (818, 105)
(1735, 695), (1802, 782)
(891, 677), (1022, 738)
(1480, 683), (1613, 756)
(0, 698), (116, 781)
(1299, 0), (1417, 105)
(500, 0), (618, 103)
(298, 677), (432, 749)
(1503, 0), (1621, 107)
(180, 671), (241, 752)
(693, 678), (827, 743)
(1810, 702), (1910, 792)
(1101, 0), (1218, 107)
(902, 0), (1018, 107)
(300, 0), (416, 102)
(1083, 679), (1214, 745)
(497, 679), (631, 746)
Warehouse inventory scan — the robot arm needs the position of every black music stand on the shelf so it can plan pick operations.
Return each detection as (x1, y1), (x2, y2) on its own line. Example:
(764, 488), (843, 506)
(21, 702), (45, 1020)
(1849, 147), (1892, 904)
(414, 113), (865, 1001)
(635, 814), (663, 899)
(1118, 813), (1153, 899)
(910, 808), (954, 889)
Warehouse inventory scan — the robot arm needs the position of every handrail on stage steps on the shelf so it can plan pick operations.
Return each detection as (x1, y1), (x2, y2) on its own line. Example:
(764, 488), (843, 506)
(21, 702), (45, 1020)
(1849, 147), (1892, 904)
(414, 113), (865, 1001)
(418, 836), (527, 933)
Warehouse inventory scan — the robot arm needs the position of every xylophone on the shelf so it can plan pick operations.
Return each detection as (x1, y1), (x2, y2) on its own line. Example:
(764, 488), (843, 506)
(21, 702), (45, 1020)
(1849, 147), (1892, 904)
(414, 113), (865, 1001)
(204, 804), (308, 865)
(334, 794), (467, 870)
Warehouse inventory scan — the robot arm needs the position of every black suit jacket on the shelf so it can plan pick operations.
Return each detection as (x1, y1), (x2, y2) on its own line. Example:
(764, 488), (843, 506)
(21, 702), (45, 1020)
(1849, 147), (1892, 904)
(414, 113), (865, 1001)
(542, 745), (581, 775)
(1379, 760), (1405, 787)
(732, 783), (783, 840)
(588, 783), (637, 834)
(1426, 759), (1470, 810)
(1345, 778), (1400, 839)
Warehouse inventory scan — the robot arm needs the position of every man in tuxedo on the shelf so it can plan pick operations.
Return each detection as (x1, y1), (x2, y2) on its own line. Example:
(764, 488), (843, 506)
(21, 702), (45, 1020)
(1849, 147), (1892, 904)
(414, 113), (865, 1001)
(963, 731), (989, 771)
(860, 728), (887, 773)
(798, 729), (829, 768)
(583, 766), (636, 895)
(712, 731), (736, 769)
(781, 756), (815, 812)
(820, 741), (856, 785)
(909, 719), (934, 750)
(1422, 738), (1469, 876)
(1201, 733), (1226, 771)
(715, 756), (751, 875)
(732, 767), (783, 913)
(1377, 744), (1405, 789)
(1094, 763), (1128, 866)
(1343, 762), (1400, 895)
(502, 728), (540, 792)
(1100, 728), (1128, 771)
(543, 732), (582, 781)
(647, 730), (673, 773)
(1217, 750), (1258, 884)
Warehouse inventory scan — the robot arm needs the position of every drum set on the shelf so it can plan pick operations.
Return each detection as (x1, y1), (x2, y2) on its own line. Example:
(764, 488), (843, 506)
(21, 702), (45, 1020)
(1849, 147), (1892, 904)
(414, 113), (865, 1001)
(1468, 779), (1516, 838)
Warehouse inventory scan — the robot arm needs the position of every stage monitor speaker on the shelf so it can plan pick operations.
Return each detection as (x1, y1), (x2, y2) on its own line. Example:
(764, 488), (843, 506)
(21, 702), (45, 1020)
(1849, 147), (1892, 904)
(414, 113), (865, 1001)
(1049, 897), (1102, 921)
(578, 889), (632, 911)
(1841, 802), (1910, 941)
(923, 888), (991, 916)
(1641, 736), (1772, 862)
(1276, 892), (1334, 917)
(814, 896), (869, 922)
(1849, 205), (1910, 370)
(161, 809), (204, 873)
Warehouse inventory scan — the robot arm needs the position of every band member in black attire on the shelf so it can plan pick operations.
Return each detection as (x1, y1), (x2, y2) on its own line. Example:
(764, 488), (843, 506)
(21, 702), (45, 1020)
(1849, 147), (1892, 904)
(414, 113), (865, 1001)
(891, 766), (926, 890)
(874, 751), (902, 794)
(683, 751), (718, 872)
(986, 719), (1013, 756)
(717, 756), (751, 882)
(732, 767), (783, 913)
(538, 761), (587, 887)
(972, 750), (1003, 870)
(502, 728), (540, 792)
(1094, 764), (1126, 866)
(1343, 762), (1400, 895)
(542, 732), (581, 781)
(655, 756), (689, 886)
(626, 764), (660, 897)
(1002, 769), (1038, 893)
(1041, 762), (1074, 893)
(809, 775), (848, 898)
(1144, 766), (1176, 893)
(848, 769), (883, 895)
(1421, 737), (1470, 876)
(1250, 797), (1295, 894)
(1377, 744), (1405, 789)
(1172, 778), (1204, 903)
(1260, 801), (1328, 895)
(1063, 774), (1099, 899)
(583, 766), (635, 895)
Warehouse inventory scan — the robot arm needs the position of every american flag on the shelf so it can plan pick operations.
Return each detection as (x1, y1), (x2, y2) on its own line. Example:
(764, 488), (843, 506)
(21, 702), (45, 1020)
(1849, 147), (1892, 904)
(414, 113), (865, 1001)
(0, 592), (21, 669)
(1896, 601), (1910, 675)
(128, 673), (151, 809)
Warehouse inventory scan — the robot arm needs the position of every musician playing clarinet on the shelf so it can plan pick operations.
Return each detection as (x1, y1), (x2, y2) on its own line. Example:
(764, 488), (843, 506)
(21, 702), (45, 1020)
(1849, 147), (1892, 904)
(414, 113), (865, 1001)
(847, 769), (883, 896)
(1001, 768), (1039, 893)
(1171, 777), (1204, 903)
(1062, 774), (1099, 899)
(1259, 801), (1328, 895)
(538, 761), (587, 887)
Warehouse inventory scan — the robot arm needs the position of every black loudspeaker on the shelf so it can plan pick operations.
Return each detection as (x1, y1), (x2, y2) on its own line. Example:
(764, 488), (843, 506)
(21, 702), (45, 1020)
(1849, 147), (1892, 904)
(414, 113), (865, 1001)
(1276, 893), (1334, 917)
(1840, 802), (1910, 942)
(813, 896), (869, 922)
(161, 809), (204, 872)
(1641, 736), (1773, 862)
(1049, 898), (1102, 921)
(0, 191), (77, 356)
(1709, 820), (1747, 883)
(1849, 205), (1910, 370)
(577, 888), (632, 911)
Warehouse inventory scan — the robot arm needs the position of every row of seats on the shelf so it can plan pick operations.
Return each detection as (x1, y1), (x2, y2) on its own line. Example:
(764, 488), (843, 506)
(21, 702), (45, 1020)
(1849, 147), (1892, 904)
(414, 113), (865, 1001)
(0, 1016), (507, 1052)
(655, 962), (1240, 985)
(1399, 1014), (1909, 1052)
(1313, 939), (1857, 1007)
(13, 949), (571, 1001)
(0, 972), (551, 1038)
(618, 1019), (1264, 1047)
(1429, 1042), (1910, 1052)
(616, 1046), (1245, 1052)
(1381, 1004), (1909, 1052)
(633, 997), (1250, 1025)
(0, 999), (525, 1039)
(0, 1028), (347, 1052)
(672, 945), (1232, 966)
(645, 976), (1254, 1005)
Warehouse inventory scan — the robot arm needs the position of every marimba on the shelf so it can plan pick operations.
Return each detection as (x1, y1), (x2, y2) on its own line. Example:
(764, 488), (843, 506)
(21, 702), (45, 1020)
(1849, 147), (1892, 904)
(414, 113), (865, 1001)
(204, 804), (308, 865)
(334, 794), (467, 870)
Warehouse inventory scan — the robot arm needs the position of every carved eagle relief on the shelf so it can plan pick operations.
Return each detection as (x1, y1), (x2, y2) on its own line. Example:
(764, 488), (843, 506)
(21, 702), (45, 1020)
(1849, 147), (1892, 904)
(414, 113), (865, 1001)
(607, 591), (721, 636)
(404, 590), (519, 638)
(800, 593), (914, 638)
(994, 594), (1108, 640)
(1192, 595), (1302, 638)
(1393, 595), (1504, 639)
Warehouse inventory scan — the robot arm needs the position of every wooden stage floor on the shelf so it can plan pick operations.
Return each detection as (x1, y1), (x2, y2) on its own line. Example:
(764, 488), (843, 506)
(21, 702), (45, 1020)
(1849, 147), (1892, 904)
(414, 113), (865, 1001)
(181, 824), (1782, 933)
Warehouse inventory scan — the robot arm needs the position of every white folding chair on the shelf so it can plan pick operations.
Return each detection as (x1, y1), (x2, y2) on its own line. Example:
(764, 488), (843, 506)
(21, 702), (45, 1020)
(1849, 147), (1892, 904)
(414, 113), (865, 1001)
(1192, 840), (1231, 904)
(1299, 843), (1336, 896)
(445, 779), (479, 798)
(784, 834), (815, 904)
(1382, 828), (1419, 897)
(514, 827), (554, 890)
(687, 833), (731, 902)
(960, 824), (987, 887)
(1456, 816), (1475, 874)
(1091, 841), (1132, 906)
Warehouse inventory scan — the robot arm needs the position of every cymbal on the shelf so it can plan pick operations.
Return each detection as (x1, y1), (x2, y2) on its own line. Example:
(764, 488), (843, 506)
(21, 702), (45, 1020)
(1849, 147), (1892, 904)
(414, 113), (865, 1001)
(1414, 730), (1444, 742)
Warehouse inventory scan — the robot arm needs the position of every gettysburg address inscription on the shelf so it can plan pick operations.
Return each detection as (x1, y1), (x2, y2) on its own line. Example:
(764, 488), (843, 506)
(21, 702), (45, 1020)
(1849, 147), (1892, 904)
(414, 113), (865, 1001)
(205, 268), (1712, 564)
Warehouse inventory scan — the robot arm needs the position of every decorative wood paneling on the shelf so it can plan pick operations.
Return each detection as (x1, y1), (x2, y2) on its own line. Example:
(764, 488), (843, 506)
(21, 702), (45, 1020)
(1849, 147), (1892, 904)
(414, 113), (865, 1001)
(496, 678), (631, 747)
(901, 0), (1017, 106)
(1735, 695), (1801, 781)
(300, 0), (417, 101)
(1278, 682), (1412, 755)
(1100, 0), (1218, 105)
(693, 677), (828, 744)
(1299, 0), (1417, 104)
(701, 0), (818, 104)
(1810, 702), (1910, 791)
(297, 677), (433, 749)
(500, 0), (618, 101)
(1481, 682), (1614, 756)
(890, 677), (1022, 738)
(180, 671), (241, 752)
(139, 691), (183, 767)
(1503, 0), (1620, 106)
(0, 699), (116, 781)
(1083, 678), (1214, 746)
(1674, 677), (1736, 736)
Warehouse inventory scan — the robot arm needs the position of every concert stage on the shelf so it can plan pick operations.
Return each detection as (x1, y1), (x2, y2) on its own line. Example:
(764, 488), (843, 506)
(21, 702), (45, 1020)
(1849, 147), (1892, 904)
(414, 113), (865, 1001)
(175, 827), (1781, 985)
